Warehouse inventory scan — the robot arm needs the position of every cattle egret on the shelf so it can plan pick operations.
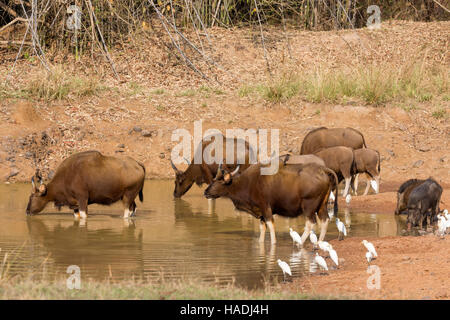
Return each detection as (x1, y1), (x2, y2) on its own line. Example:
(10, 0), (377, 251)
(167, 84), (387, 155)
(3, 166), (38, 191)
(438, 216), (446, 237)
(329, 191), (335, 202)
(366, 251), (374, 264)
(345, 194), (352, 204)
(317, 241), (332, 251)
(328, 248), (339, 267)
(289, 228), (303, 247)
(314, 253), (328, 273)
(277, 259), (292, 281)
(318, 240), (331, 252)
(362, 240), (377, 257)
(309, 230), (318, 247)
(336, 218), (347, 240)
(370, 180), (379, 193)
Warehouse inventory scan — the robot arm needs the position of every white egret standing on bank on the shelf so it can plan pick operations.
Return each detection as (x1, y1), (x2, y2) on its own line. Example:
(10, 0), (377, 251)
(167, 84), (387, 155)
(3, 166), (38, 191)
(362, 240), (377, 258)
(328, 248), (339, 267)
(277, 259), (292, 281)
(314, 253), (328, 274)
(318, 240), (331, 252)
(366, 251), (374, 265)
(336, 218), (347, 240)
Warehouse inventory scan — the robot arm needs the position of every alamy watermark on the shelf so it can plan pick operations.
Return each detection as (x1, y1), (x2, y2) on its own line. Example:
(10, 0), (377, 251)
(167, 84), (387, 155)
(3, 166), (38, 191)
(66, 265), (81, 290)
(366, 265), (381, 290)
(171, 120), (280, 175)
(367, 5), (381, 30)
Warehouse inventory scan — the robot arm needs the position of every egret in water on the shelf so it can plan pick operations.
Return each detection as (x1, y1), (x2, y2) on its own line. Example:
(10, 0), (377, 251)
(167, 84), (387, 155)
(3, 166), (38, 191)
(366, 251), (374, 265)
(336, 218), (347, 240)
(309, 230), (318, 248)
(327, 248), (339, 267)
(314, 253), (328, 273)
(370, 180), (379, 193)
(345, 194), (352, 204)
(289, 228), (303, 247)
(277, 259), (292, 281)
(362, 240), (377, 258)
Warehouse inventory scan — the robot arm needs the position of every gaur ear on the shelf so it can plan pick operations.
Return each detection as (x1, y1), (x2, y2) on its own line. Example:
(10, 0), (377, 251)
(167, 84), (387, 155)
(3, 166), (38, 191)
(38, 184), (47, 196)
(223, 173), (232, 184)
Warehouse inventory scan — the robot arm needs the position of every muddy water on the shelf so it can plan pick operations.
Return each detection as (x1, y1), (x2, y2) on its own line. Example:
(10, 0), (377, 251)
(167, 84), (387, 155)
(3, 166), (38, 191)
(0, 181), (407, 289)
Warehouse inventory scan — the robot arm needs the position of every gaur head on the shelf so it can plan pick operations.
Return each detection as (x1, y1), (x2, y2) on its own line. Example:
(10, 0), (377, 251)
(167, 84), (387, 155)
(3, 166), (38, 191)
(26, 170), (49, 215)
(204, 165), (240, 200)
(406, 202), (422, 230)
(171, 159), (195, 198)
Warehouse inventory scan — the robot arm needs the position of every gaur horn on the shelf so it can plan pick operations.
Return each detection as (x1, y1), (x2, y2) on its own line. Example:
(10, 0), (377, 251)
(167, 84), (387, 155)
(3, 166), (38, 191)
(170, 160), (180, 173)
(215, 164), (223, 179)
(230, 165), (240, 177)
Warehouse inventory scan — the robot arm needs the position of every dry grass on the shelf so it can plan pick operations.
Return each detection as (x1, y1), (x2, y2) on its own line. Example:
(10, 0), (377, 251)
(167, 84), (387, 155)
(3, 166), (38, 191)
(17, 66), (107, 102)
(240, 63), (449, 106)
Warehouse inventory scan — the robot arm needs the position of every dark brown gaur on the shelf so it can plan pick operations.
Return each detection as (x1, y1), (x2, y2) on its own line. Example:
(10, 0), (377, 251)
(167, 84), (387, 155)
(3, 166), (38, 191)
(395, 179), (426, 215)
(204, 160), (338, 245)
(300, 127), (367, 155)
(26, 151), (145, 219)
(351, 148), (381, 195)
(314, 146), (354, 198)
(406, 178), (442, 231)
(171, 134), (255, 198)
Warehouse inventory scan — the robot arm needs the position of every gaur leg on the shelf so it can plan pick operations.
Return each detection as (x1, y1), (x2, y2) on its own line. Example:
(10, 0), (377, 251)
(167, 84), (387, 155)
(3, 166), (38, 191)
(266, 218), (276, 245)
(353, 174), (359, 195)
(258, 218), (266, 243)
(317, 190), (331, 242)
(301, 219), (314, 244)
(122, 194), (133, 218)
(129, 201), (137, 217)
(77, 197), (88, 219)
(73, 208), (80, 219)
(123, 189), (140, 218)
(363, 173), (372, 195)
(343, 176), (352, 197)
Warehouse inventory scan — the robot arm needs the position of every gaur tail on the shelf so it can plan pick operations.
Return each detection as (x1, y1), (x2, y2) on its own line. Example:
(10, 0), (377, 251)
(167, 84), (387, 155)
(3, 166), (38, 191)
(323, 167), (339, 218)
(361, 133), (367, 149)
(376, 150), (381, 173)
(138, 162), (146, 202)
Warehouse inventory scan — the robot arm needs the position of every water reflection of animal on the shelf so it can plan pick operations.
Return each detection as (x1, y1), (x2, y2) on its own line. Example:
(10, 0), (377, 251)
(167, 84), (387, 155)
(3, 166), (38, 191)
(204, 161), (338, 246)
(26, 151), (145, 219)
(25, 217), (144, 279)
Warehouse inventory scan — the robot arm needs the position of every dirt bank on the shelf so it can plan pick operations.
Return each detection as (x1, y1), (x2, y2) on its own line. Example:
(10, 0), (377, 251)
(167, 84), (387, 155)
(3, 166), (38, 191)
(287, 235), (450, 299)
